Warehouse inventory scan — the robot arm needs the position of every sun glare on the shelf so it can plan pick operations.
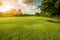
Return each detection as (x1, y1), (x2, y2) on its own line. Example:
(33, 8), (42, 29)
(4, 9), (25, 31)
(0, 1), (14, 12)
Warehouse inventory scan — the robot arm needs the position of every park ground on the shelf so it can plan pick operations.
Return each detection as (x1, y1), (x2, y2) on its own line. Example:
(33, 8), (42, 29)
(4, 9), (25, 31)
(0, 16), (60, 40)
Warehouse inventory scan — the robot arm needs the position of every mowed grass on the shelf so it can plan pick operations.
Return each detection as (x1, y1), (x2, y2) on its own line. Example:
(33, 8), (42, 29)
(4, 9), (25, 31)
(0, 17), (60, 40)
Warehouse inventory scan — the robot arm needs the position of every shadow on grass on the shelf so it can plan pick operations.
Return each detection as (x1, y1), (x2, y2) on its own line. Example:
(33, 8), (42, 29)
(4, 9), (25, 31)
(47, 20), (60, 24)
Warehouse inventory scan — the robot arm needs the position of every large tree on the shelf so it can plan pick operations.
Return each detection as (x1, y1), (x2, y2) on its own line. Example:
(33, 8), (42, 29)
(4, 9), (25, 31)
(40, 0), (60, 17)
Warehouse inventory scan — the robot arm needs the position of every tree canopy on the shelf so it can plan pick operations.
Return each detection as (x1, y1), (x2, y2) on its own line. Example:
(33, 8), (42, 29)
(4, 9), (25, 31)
(40, 0), (60, 17)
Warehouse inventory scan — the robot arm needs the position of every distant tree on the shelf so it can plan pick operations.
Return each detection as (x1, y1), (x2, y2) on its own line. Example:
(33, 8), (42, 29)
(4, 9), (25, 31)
(15, 9), (23, 16)
(23, 14), (27, 16)
(35, 12), (40, 16)
(0, 12), (2, 17)
(20, 13), (23, 16)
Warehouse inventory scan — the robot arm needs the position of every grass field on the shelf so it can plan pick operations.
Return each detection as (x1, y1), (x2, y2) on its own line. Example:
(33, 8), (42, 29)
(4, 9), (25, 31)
(0, 17), (60, 40)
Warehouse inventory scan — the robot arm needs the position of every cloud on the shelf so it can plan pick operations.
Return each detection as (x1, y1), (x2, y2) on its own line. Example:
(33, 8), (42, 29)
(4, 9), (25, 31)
(18, 0), (39, 14)
(0, 0), (40, 14)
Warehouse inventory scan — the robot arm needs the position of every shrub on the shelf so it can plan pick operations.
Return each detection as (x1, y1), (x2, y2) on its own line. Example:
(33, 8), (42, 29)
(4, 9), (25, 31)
(35, 13), (40, 16)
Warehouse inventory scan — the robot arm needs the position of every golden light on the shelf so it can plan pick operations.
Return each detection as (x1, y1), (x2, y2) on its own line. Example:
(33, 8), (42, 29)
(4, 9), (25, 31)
(0, 1), (14, 12)
(0, 1), (16, 17)
(0, 1), (3, 6)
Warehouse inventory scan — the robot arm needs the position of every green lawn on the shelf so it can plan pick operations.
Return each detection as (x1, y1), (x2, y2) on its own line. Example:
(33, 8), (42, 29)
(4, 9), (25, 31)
(0, 17), (60, 40)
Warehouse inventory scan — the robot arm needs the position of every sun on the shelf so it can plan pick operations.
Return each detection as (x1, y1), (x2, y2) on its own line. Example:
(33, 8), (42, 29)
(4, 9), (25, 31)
(0, 1), (14, 12)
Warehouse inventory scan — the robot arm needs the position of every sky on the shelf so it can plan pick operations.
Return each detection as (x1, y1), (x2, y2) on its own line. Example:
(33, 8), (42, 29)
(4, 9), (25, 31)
(0, 0), (42, 14)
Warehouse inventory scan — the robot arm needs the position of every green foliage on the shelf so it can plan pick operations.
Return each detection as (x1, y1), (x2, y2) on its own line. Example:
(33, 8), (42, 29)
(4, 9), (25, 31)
(14, 13), (34, 17)
(35, 12), (40, 16)
(40, 0), (60, 17)
(23, 14), (30, 16)
(43, 12), (50, 17)
(40, 11), (50, 17)
(55, 0), (60, 8)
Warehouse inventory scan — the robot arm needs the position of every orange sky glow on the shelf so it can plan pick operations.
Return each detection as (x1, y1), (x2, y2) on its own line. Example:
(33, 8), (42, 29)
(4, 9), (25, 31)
(0, 1), (16, 16)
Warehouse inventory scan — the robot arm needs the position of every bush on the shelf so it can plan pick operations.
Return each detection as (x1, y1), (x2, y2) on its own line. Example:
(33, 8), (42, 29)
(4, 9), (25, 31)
(35, 13), (40, 16)
(40, 11), (51, 17)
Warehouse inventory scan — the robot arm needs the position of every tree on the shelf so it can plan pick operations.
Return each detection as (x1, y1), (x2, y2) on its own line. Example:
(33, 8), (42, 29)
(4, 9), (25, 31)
(15, 9), (23, 16)
(0, 12), (2, 17)
(35, 12), (40, 16)
(40, 0), (60, 17)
